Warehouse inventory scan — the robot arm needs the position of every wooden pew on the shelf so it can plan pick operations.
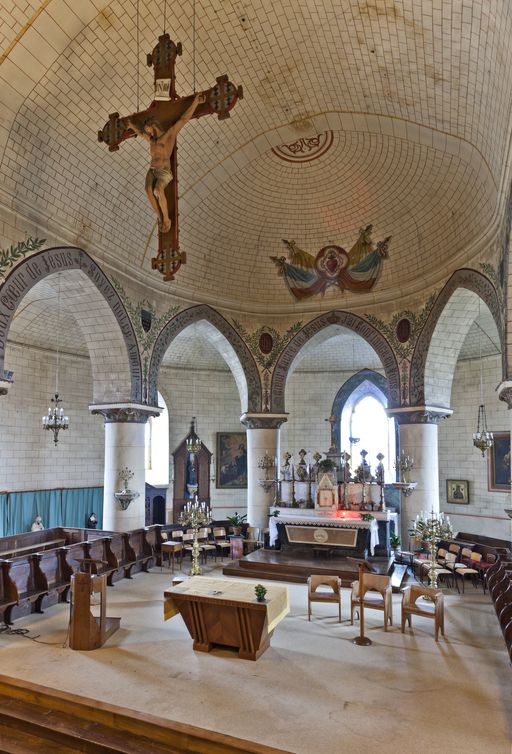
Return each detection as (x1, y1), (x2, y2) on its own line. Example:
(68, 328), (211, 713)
(127, 529), (154, 572)
(0, 528), (67, 559)
(104, 533), (137, 584)
(2, 554), (48, 624)
(81, 538), (117, 583)
(0, 560), (18, 625)
(145, 525), (166, 566)
(36, 547), (74, 605)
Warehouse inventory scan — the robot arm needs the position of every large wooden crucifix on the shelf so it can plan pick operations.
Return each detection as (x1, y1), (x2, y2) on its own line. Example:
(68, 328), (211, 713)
(98, 34), (243, 281)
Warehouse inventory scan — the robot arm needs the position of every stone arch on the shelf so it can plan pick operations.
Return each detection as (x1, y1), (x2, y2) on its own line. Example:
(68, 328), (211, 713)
(148, 305), (261, 412)
(271, 311), (400, 413)
(0, 247), (142, 402)
(410, 268), (504, 406)
(331, 369), (388, 450)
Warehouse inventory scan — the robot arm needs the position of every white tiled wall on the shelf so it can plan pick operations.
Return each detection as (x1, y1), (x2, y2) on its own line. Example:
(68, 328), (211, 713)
(159, 366), (247, 519)
(439, 353), (511, 539)
(0, 342), (104, 490)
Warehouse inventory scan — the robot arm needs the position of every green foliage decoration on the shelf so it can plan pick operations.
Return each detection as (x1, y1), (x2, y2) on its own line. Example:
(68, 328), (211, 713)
(479, 262), (504, 312)
(0, 237), (46, 277)
(365, 293), (437, 361)
(232, 320), (303, 371)
(110, 277), (179, 386)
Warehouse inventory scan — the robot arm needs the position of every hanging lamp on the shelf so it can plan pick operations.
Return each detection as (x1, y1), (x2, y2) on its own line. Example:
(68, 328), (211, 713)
(472, 299), (493, 457)
(42, 273), (70, 445)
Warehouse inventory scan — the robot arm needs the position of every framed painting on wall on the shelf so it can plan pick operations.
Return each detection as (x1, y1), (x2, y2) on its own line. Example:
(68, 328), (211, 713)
(446, 479), (469, 504)
(488, 432), (511, 492)
(216, 432), (247, 489)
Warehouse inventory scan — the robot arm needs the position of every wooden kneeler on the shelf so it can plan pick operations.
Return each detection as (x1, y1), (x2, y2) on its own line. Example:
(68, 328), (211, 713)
(69, 560), (120, 651)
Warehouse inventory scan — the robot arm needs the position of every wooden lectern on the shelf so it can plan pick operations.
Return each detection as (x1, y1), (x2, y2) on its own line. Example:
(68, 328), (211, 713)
(69, 559), (120, 651)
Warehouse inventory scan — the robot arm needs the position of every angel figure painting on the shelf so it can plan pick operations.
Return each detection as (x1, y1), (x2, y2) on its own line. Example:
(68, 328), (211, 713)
(270, 225), (390, 300)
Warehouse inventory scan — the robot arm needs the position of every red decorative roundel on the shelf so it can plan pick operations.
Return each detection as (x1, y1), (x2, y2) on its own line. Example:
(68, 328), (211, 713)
(315, 246), (349, 280)
(396, 318), (411, 343)
(259, 332), (274, 355)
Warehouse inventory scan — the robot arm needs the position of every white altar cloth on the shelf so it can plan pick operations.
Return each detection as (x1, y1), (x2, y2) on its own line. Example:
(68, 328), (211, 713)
(269, 509), (379, 554)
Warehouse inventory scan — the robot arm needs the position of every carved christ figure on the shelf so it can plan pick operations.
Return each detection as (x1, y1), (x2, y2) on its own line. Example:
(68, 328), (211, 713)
(126, 92), (205, 233)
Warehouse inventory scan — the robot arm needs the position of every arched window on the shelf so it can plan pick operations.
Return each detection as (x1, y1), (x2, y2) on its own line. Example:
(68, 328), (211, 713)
(339, 380), (396, 481)
(145, 391), (169, 486)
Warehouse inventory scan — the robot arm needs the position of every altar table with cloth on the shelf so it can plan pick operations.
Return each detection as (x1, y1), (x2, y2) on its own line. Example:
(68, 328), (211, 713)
(164, 576), (289, 660)
(269, 509), (379, 556)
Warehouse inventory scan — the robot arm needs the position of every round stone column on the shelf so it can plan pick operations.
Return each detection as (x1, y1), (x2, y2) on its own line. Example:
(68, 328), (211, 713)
(389, 406), (452, 544)
(90, 403), (160, 532)
(240, 413), (287, 528)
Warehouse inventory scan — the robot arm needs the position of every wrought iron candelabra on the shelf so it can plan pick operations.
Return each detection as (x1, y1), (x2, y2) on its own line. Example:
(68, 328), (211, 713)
(412, 509), (453, 589)
(179, 498), (212, 576)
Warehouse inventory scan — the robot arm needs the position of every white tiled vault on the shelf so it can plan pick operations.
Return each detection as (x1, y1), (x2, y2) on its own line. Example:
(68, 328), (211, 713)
(1, 1), (512, 312)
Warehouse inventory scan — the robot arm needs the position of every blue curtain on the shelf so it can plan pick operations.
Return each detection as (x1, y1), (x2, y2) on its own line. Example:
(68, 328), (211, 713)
(3, 487), (104, 535)
(61, 487), (103, 529)
(6, 489), (61, 535)
(0, 494), (8, 538)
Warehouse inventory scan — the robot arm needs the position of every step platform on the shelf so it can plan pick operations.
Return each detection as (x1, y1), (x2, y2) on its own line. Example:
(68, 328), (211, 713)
(223, 548), (394, 586)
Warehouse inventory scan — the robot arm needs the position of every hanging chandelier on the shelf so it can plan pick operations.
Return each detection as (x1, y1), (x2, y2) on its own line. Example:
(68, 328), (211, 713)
(42, 273), (70, 446)
(472, 299), (493, 457)
(473, 403), (493, 457)
(186, 416), (201, 454)
(42, 393), (69, 445)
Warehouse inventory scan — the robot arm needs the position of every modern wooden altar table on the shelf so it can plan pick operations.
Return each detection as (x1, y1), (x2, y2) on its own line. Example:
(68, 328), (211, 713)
(164, 576), (289, 660)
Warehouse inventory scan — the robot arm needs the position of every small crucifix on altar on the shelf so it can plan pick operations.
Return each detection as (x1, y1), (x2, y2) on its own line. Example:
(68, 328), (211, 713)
(98, 33), (243, 281)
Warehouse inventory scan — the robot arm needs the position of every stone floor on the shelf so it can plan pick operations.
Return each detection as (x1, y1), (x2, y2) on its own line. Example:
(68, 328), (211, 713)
(0, 561), (510, 754)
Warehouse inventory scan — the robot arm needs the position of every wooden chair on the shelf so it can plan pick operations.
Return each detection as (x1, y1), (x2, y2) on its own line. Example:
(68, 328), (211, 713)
(307, 575), (342, 622)
(213, 528), (231, 559)
(197, 528), (217, 562)
(350, 573), (392, 630)
(182, 533), (197, 563)
(401, 584), (444, 641)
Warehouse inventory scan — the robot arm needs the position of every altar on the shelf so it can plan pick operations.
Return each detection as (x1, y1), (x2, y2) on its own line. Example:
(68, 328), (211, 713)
(269, 507), (381, 558)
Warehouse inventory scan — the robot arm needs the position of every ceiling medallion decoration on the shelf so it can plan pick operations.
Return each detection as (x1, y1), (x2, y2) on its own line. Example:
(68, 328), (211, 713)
(270, 225), (391, 301)
(271, 131), (334, 163)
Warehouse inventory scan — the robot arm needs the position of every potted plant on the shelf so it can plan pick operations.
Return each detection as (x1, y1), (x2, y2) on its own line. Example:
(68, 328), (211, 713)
(390, 533), (401, 552)
(254, 584), (267, 602)
(226, 511), (247, 535)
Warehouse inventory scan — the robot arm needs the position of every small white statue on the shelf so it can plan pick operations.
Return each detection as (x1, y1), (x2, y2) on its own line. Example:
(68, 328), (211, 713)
(31, 515), (44, 532)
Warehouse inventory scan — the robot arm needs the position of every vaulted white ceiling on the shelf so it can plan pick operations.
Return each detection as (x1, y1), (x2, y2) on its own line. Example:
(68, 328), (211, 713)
(2, 1), (512, 312)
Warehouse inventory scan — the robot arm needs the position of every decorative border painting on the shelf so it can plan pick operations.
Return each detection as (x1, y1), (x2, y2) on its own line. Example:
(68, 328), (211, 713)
(446, 479), (469, 504)
(488, 432), (511, 492)
(216, 432), (247, 489)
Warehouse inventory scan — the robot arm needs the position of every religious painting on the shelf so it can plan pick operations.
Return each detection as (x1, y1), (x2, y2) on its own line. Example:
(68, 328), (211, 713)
(488, 432), (511, 492)
(216, 432), (247, 489)
(446, 479), (469, 504)
(270, 226), (391, 300)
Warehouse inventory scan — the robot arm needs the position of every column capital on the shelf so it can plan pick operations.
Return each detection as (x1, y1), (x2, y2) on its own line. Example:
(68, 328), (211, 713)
(387, 405), (453, 425)
(240, 412), (288, 429)
(89, 402), (161, 424)
(497, 381), (512, 409)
